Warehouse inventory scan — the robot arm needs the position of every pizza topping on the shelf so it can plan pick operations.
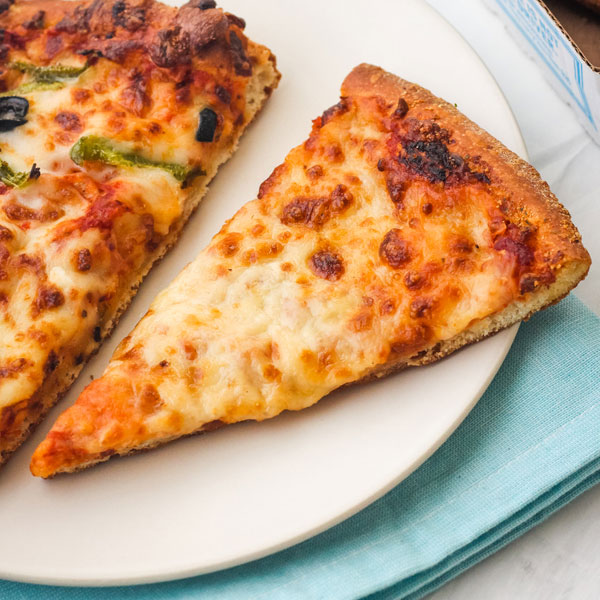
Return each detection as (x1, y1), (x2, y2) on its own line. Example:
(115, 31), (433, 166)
(0, 0), (13, 15)
(195, 107), (218, 142)
(177, 6), (229, 53)
(29, 163), (41, 180)
(70, 135), (203, 183)
(77, 195), (126, 231)
(0, 96), (28, 132)
(111, 0), (147, 32)
(191, 0), (217, 8)
(9, 62), (89, 85)
(0, 159), (30, 188)
(393, 97), (409, 119)
(23, 10), (45, 30)
(309, 250), (344, 281)
(380, 229), (411, 268)
(149, 27), (191, 68)
(493, 223), (534, 266)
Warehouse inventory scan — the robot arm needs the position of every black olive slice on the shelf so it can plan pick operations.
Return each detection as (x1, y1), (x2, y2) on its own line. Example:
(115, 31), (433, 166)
(0, 96), (29, 132)
(195, 107), (218, 142)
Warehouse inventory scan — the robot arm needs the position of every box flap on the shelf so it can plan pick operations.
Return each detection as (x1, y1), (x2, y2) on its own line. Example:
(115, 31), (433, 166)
(543, 0), (600, 70)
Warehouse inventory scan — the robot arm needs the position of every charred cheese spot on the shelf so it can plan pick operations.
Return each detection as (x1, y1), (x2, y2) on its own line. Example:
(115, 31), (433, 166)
(404, 270), (425, 290)
(324, 144), (344, 163)
(281, 184), (353, 230)
(306, 165), (323, 180)
(72, 88), (92, 104)
(0, 358), (29, 379)
(257, 241), (283, 258)
(379, 229), (411, 268)
(35, 285), (65, 313)
(309, 250), (344, 281)
(450, 236), (473, 254)
(4, 203), (62, 223)
(217, 232), (242, 257)
(76, 248), (92, 272)
(120, 72), (151, 117)
(388, 118), (491, 186)
(385, 171), (409, 207)
(380, 298), (396, 316)
(54, 111), (83, 132)
(0, 225), (13, 241)
(410, 297), (433, 319)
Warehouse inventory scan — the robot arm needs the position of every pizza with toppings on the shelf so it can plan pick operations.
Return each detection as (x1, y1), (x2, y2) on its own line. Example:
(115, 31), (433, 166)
(31, 64), (590, 477)
(0, 0), (280, 467)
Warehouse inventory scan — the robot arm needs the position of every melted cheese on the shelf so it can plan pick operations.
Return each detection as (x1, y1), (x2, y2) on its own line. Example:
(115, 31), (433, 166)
(30, 66), (587, 477)
(0, 0), (278, 429)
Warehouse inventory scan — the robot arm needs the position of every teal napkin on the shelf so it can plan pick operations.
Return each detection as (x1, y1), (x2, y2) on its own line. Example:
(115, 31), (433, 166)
(2, 294), (599, 600)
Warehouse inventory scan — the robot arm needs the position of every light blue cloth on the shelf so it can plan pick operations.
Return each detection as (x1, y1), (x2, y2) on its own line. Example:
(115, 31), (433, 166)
(2, 294), (599, 600)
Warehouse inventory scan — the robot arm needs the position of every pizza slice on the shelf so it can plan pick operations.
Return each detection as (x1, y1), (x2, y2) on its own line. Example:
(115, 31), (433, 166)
(31, 64), (590, 477)
(0, 0), (280, 466)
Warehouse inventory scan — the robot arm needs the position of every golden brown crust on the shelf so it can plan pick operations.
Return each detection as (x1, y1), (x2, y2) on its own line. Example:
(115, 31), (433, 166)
(0, 0), (280, 468)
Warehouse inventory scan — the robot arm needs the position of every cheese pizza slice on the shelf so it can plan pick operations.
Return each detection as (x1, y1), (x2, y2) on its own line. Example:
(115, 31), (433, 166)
(0, 0), (279, 466)
(31, 64), (590, 477)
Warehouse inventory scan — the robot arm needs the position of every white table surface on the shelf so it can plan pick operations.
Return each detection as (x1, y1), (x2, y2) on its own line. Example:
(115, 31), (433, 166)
(424, 1), (600, 598)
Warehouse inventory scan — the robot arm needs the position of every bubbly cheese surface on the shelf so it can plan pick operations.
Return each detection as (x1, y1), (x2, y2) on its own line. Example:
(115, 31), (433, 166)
(30, 65), (589, 477)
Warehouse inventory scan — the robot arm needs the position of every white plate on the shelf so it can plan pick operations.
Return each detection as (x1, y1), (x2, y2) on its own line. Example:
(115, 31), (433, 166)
(0, 0), (526, 586)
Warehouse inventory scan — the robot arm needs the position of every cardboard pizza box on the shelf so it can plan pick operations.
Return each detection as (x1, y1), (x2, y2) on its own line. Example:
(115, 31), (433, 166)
(485, 0), (600, 145)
